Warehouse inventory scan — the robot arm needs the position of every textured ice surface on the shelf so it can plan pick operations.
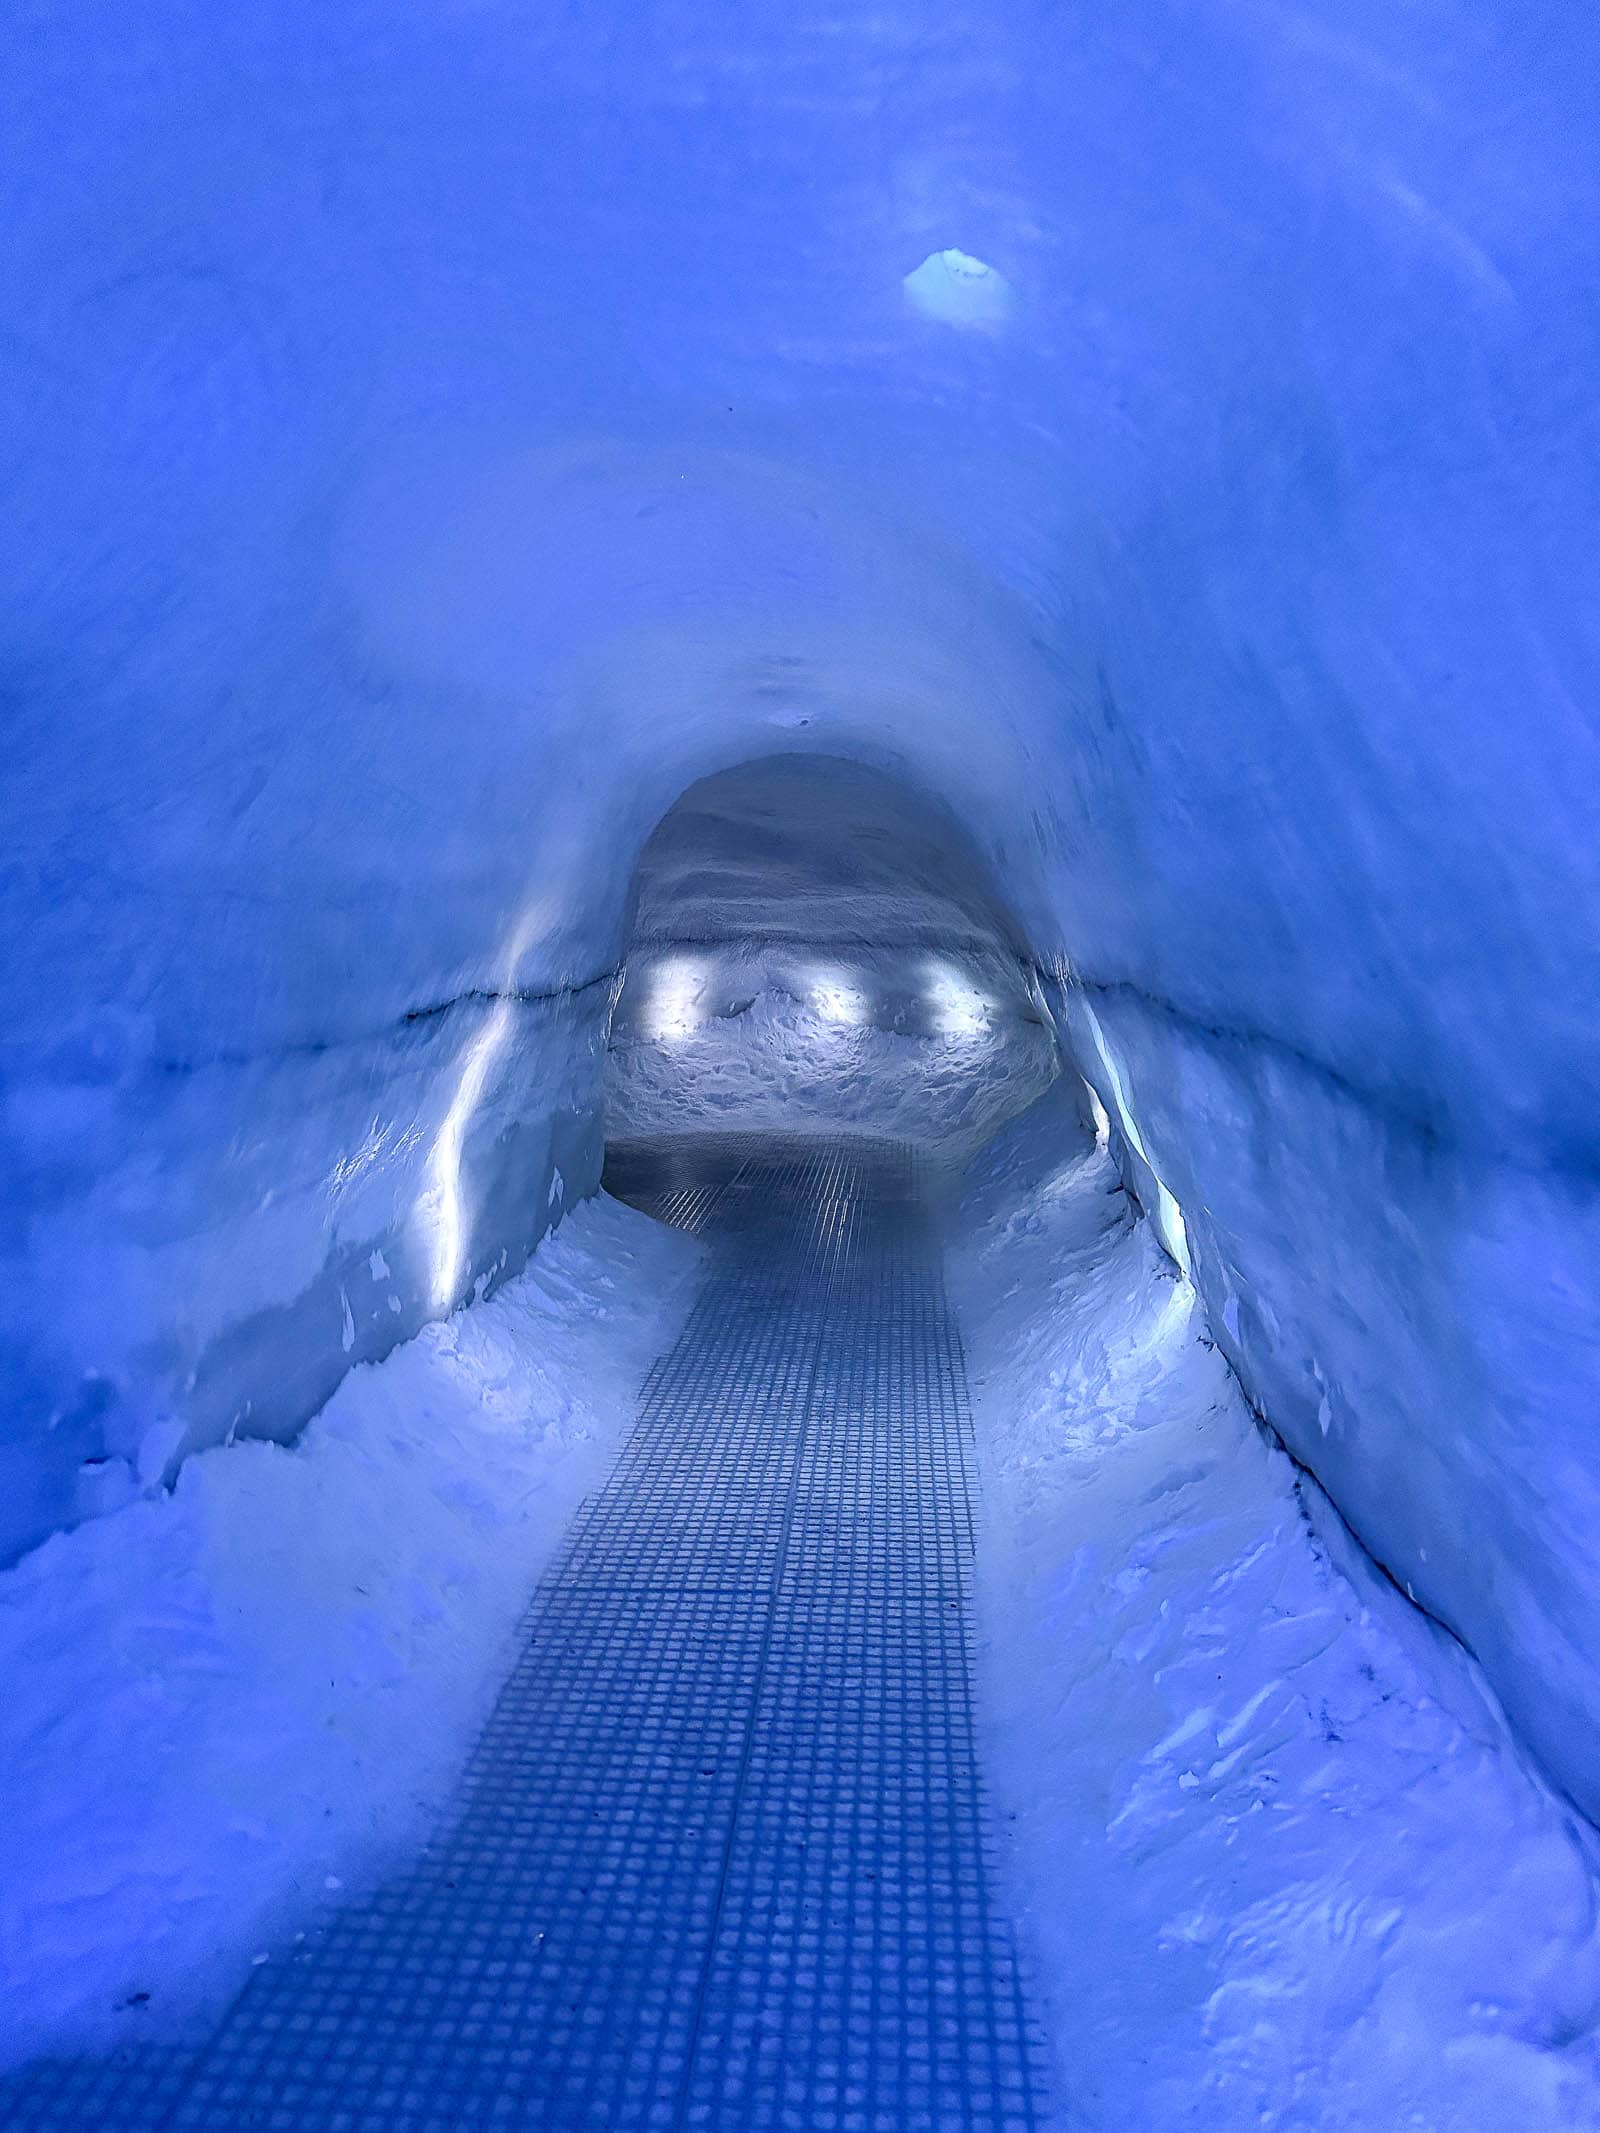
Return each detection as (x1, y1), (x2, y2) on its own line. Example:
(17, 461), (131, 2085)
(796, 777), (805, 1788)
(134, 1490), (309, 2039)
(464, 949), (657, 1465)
(5, 0), (1600, 1811)
(0, 984), (612, 1563)
(607, 948), (1058, 1161)
(0, 1194), (700, 2070)
(606, 755), (1059, 1158)
(956, 1091), (1600, 2128)
(623, 754), (1033, 960)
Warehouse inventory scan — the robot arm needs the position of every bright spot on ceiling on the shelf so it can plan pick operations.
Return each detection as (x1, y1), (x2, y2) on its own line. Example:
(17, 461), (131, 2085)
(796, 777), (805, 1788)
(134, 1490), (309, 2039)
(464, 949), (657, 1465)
(426, 998), (514, 1309)
(902, 248), (1015, 332)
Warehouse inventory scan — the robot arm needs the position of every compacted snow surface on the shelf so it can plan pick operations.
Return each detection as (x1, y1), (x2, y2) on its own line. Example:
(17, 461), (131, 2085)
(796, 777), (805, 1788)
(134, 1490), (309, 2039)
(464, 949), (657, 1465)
(0, 1194), (700, 2072)
(956, 1094), (1600, 2132)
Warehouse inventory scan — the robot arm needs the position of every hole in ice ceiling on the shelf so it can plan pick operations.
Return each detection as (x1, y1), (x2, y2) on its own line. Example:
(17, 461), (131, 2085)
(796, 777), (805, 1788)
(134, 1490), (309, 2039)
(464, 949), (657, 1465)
(902, 248), (1015, 331)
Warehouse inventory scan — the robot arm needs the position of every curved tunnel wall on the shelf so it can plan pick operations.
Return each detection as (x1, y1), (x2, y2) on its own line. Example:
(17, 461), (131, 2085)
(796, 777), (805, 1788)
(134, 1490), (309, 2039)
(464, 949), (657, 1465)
(6, 2), (1600, 1819)
(622, 753), (1037, 962)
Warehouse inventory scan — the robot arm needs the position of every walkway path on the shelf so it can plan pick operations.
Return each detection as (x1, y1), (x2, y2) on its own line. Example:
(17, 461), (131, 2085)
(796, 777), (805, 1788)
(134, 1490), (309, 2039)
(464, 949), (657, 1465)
(3, 1135), (1049, 2133)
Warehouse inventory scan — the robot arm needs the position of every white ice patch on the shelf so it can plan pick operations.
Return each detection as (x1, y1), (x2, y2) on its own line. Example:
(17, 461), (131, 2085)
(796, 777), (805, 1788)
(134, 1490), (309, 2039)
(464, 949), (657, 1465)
(638, 955), (709, 1042)
(808, 967), (870, 1027)
(135, 1419), (185, 1487)
(902, 248), (1015, 332)
(923, 956), (991, 1038)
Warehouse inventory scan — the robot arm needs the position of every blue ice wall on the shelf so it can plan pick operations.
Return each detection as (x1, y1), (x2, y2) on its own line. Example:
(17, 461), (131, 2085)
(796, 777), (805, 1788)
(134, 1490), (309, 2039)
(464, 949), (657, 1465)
(6, 4), (1600, 1812)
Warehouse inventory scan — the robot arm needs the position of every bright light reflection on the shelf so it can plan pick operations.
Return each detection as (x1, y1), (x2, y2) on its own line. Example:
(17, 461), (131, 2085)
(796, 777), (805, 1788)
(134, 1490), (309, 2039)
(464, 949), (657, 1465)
(810, 969), (869, 1026)
(903, 248), (1015, 332)
(1080, 1000), (1191, 1277)
(423, 900), (548, 1310)
(642, 955), (707, 1041)
(1152, 1273), (1196, 1347)
(925, 958), (990, 1038)
(427, 998), (514, 1307)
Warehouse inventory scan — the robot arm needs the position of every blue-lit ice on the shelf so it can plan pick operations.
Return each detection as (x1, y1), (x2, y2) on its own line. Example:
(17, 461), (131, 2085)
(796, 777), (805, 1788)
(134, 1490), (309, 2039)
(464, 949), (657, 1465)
(902, 248), (1016, 331)
(3, 0), (1600, 2116)
(606, 945), (1057, 1159)
(959, 1089), (1600, 2126)
(0, 1197), (699, 2067)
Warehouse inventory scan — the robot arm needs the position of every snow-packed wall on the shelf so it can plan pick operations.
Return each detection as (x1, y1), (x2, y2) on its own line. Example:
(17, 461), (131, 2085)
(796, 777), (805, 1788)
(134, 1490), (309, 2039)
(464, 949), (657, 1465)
(6, 2), (1600, 1819)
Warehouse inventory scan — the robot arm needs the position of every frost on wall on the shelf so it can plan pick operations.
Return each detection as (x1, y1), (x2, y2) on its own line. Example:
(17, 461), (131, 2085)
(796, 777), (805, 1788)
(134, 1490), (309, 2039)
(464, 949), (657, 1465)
(6, 1), (1600, 1821)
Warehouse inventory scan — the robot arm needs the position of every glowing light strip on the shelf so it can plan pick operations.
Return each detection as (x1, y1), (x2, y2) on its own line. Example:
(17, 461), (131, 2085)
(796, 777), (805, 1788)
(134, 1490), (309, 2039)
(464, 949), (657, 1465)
(426, 997), (515, 1308)
(1080, 999), (1191, 1277)
(423, 902), (547, 1311)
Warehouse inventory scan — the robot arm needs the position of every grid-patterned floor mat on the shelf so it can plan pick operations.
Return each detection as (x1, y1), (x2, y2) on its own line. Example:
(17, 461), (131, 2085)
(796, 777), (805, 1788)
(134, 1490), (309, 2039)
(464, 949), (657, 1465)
(2, 1135), (1049, 2132)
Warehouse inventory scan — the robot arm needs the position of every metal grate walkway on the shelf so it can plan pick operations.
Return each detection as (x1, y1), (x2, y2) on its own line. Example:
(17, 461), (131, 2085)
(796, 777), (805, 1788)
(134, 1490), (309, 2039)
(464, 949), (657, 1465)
(3, 1135), (1049, 2133)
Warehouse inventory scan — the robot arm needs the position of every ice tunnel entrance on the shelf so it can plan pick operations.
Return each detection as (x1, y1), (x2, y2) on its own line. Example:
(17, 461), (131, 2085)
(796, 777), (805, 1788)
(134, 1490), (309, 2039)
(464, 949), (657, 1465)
(603, 754), (1061, 1164)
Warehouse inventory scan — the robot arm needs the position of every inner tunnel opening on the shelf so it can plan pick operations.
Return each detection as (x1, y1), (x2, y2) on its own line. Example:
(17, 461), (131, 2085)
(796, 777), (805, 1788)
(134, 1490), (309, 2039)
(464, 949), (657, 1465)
(601, 752), (1064, 1196)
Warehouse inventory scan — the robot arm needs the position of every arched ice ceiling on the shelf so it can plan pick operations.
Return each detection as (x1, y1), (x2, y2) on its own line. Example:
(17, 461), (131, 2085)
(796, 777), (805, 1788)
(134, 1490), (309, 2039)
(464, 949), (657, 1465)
(625, 754), (1033, 957)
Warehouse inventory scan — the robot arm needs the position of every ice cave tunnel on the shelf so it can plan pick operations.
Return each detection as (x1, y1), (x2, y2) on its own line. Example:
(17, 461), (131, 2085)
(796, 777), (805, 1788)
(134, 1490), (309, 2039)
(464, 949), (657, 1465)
(4, 5), (1600, 2129)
